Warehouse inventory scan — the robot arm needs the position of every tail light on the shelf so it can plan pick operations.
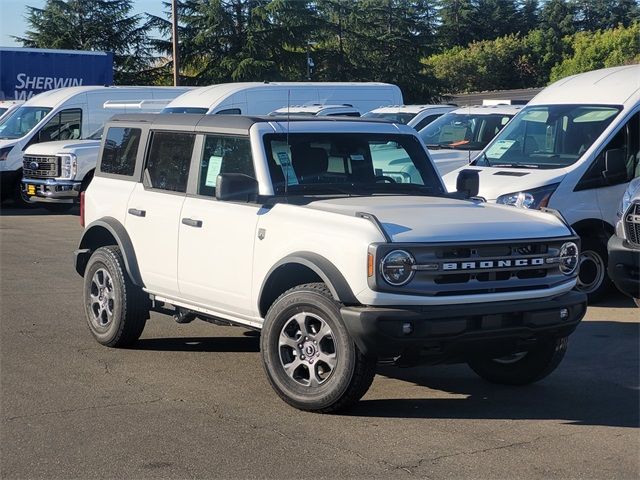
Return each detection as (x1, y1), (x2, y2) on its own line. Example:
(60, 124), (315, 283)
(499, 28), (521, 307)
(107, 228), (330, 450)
(80, 191), (85, 227)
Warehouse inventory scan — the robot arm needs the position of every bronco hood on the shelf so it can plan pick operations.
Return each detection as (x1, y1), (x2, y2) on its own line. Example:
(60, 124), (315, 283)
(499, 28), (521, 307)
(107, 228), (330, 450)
(305, 195), (570, 243)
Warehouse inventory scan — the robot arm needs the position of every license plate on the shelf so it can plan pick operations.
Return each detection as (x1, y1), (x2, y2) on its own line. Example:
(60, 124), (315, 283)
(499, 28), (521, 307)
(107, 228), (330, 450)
(26, 184), (36, 196)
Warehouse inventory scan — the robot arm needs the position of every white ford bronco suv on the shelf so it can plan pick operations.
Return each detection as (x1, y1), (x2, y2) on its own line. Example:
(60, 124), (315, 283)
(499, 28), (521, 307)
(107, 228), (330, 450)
(75, 113), (587, 412)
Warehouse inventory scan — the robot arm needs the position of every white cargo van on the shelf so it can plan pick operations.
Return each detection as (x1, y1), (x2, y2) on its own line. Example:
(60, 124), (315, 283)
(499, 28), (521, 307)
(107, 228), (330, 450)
(0, 86), (190, 205)
(443, 65), (640, 301)
(420, 105), (522, 175)
(0, 100), (23, 121)
(161, 82), (402, 116)
(363, 104), (456, 130)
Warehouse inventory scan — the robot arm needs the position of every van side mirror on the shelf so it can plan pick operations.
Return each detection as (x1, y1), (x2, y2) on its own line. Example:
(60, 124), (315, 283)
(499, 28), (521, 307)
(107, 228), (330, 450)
(456, 169), (480, 198)
(216, 173), (258, 202)
(602, 148), (627, 184)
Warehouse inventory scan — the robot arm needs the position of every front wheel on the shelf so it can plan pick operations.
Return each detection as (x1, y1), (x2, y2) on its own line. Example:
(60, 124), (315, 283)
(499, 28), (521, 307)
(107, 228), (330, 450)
(468, 337), (568, 385)
(260, 283), (376, 413)
(83, 245), (149, 347)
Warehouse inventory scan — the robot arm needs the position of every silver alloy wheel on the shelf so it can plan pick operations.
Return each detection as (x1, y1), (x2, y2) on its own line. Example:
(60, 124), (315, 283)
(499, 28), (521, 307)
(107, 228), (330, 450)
(576, 250), (605, 294)
(493, 352), (528, 364)
(278, 312), (337, 387)
(89, 268), (115, 328)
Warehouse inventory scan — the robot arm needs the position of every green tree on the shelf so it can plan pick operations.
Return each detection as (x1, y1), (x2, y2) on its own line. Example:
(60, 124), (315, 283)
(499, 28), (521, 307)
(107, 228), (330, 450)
(572, 0), (639, 31)
(437, 0), (476, 48)
(550, 23), (640, 80)
(17, 0), (155, 84)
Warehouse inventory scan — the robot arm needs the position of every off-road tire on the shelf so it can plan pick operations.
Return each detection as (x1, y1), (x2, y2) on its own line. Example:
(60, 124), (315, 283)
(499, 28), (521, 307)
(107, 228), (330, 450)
(576, 237), (612, 303)
(83, 245), (149, 347)
(261, 283), (376, 413)
(468, 336), (568, 385)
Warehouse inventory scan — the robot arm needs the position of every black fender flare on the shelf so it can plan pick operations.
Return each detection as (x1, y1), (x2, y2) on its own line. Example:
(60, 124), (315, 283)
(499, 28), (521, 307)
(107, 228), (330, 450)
(258, 252), (359, 316)
(75, 217), (144, 287)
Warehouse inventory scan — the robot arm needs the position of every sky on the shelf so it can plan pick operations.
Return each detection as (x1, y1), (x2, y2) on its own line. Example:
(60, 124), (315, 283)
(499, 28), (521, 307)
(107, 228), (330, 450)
(1, 0), (166, 47)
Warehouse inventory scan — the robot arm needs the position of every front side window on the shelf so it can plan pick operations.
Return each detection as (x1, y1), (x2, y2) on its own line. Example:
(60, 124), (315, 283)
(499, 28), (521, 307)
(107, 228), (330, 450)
(475, 105), (622, 169)
(197, 135), (254, 197)
(413, 114), (442, 131)
(145, 131), (195, 192)
(100, 127), (142, 176)
(0, 106), (52, 139)
(264, 133), (443, 196)
(420, 112), (513, 151)
(37, 108), (82, 143)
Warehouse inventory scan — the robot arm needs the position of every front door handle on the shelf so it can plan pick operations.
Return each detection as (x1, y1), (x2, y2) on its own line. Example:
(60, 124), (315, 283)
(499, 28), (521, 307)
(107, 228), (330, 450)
(182, 217), (203, 228)
(128, 208), (146, 217)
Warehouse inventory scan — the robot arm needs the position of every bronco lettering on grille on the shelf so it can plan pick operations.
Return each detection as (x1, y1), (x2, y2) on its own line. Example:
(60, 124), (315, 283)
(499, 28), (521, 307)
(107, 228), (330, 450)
(442, 258), (545, 270)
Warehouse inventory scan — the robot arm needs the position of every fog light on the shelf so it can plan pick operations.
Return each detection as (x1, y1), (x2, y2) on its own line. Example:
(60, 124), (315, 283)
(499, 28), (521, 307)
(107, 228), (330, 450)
(402, 322), (413, 335)
(560, 308), (569, 320)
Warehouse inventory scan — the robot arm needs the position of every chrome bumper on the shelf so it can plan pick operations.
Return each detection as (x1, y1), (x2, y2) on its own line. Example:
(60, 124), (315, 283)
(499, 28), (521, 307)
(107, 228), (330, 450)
(21, 178), (81, 203)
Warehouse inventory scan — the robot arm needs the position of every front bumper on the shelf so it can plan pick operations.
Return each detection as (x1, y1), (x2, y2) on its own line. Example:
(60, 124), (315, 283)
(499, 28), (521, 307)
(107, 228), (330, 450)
(607, 235), (640, 299)
(341, 290), (586, 363)
(21, 178), (81, 203)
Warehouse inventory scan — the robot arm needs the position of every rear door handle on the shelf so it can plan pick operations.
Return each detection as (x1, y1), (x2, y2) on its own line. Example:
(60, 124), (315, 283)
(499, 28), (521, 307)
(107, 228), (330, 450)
(181, 217), (203, 228)
(128, 208), (146, 217)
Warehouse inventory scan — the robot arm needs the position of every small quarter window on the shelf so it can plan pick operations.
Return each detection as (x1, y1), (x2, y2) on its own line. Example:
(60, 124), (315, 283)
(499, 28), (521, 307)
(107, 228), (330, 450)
(198, 135), (254, 197)
(145, 131), (195, 193)
(215, 108), (242, 115)
(100, 127), (142, 176)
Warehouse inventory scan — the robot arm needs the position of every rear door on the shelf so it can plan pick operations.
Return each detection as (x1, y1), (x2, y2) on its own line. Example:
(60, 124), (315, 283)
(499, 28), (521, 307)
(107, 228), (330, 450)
(178, 133), (260, 317)
(125, 129), (196, 297)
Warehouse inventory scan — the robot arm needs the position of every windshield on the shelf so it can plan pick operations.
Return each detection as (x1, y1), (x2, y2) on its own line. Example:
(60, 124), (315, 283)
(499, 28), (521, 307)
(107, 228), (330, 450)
(263, 133), (443, 196)
(161, 106), (209, 114)
(474, 105), (622, 169)
(0, 106), (52, 139)
(362, 112), (416, 124)
(420, 111), (513, 151)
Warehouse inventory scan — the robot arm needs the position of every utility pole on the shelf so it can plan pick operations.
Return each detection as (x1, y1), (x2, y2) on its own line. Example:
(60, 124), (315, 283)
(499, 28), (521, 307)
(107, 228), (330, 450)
(171, 0), (180, 86)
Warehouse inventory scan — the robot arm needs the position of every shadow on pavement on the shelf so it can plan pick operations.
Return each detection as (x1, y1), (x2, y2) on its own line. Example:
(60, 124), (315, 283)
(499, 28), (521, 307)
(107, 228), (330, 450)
(133, 336), (260, 353)
(342, 320), (640, 428)
(0, 201), (79, 216)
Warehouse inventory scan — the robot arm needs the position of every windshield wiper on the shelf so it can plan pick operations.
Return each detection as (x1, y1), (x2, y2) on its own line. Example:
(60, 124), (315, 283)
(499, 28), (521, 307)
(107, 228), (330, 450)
(474, 152), (491, 167)
(284, 184), (356, 196)
(425, 144), (441, 150)
(358, 183), (434, 196)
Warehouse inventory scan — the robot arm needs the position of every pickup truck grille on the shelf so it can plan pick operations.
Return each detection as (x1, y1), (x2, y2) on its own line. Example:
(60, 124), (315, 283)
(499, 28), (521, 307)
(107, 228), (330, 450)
(624, 203), (640, 247)
(372, 238), (576, 296)
(23, 155), (59, 178)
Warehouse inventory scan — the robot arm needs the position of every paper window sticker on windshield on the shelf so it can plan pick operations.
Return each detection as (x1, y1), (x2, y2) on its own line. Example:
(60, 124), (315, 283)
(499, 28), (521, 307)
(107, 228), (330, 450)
(277, 150), (299, 185)
(485, 139), (515, 159)
(350, 154), (365, 161)
(205, 155), (223, 187)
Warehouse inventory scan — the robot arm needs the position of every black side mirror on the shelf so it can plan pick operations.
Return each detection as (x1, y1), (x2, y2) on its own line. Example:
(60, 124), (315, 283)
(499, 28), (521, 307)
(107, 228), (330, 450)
(216, 173), (258, 202)
(602, 148), (627, 184)
(456, 169), (480, 198)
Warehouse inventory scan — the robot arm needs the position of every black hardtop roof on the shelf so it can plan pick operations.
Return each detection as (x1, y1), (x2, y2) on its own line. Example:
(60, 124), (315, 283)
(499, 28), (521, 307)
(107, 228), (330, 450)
(107, 113), (388, 131)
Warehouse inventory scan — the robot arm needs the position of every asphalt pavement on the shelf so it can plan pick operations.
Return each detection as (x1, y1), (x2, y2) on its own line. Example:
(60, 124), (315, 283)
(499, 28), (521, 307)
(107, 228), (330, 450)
(1, 205), (638, 479)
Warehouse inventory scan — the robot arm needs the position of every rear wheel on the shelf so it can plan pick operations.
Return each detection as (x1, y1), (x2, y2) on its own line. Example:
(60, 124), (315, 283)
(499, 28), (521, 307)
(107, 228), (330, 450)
(83, 245), (149, 347)
(575, 238), (612, 303)
(468, 337), (568, 385)
(261, 283), (376, 413)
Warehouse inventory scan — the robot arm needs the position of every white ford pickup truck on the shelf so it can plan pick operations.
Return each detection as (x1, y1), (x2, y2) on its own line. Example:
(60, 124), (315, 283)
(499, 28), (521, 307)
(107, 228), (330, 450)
(74, 114), (586, 412)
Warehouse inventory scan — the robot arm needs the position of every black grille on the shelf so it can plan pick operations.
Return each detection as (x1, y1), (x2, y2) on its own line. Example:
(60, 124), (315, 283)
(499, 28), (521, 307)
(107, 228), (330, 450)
(625, 203), (640, 247)
(23, 155), (59, 178)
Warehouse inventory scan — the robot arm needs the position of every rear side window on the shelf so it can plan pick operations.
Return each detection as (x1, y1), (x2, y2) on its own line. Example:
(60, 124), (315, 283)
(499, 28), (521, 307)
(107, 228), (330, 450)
(100, 127), (142, 176)
(198, 135), (254, 197)
(145, 131), (195, 193)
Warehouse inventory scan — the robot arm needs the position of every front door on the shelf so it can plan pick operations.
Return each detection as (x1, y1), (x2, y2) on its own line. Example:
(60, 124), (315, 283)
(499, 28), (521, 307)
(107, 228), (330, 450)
(125, 130), (195, 297)
(178, 134), (260, 318)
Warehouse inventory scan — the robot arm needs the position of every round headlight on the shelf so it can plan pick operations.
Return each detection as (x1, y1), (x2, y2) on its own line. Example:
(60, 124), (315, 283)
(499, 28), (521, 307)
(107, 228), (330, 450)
(559, 242), (579, 275)
(381, 250), (415, 286)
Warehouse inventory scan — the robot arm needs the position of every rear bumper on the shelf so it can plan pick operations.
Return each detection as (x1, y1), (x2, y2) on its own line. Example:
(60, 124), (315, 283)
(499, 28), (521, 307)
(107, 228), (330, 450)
(607, 235), (640, 299)
(21, 178), (81, 203)
(341, 290), (586, 363)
